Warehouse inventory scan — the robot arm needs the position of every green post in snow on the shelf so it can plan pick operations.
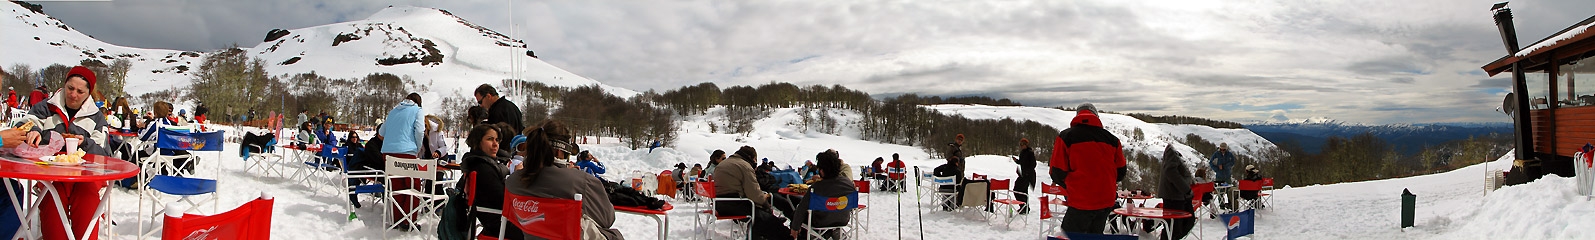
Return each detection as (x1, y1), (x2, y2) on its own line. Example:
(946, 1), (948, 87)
(1401, 188), (1416, 229)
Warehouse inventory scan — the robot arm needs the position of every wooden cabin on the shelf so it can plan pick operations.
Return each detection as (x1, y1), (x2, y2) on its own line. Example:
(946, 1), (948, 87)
(1482, 10), (1595, 179)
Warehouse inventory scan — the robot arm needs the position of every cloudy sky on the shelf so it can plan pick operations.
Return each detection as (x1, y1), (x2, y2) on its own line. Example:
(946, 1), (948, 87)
(32, 0), (1595, 124)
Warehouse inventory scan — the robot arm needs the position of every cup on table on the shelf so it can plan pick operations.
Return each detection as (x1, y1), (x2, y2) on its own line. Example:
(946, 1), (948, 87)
(64, 137), (80, 154)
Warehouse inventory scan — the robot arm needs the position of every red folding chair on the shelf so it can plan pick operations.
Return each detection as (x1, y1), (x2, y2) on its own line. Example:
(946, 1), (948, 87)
(497, 191), (584, 240)
(1192, 182), (1216, 219)
(1038, 183), (1067, 238)
(851, 180), (872, 233)
(989, 179), (1025, 228)
(161, 193), (274, 240)
(693, 181), (754, 239)
(1238, 179), (1266, 211)
(1260, 178), (1276, 207)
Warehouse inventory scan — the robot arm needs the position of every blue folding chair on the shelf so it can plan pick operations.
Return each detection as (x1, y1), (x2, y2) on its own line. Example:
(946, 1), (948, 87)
(292, 144), (343, 195)
(337, 146), (385, 221)
(138, 128), (224, 240)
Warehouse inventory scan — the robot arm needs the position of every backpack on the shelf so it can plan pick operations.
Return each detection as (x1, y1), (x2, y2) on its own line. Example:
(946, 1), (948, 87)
(436, 177), (474, 239)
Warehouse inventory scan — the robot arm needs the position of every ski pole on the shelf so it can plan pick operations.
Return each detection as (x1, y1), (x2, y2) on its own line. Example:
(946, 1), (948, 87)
(915, 166), (924, 239)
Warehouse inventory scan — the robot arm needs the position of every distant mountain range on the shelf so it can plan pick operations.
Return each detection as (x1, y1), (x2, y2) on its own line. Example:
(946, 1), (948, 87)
(1246, 118), (1512, 155)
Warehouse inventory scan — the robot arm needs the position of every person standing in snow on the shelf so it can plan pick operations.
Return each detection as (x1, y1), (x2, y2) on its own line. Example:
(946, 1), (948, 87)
(1157, 144), (1195, 240)
(950, 133), (967, 173)
(1208, 143), (1236, 209)
(378, 93), (426, 230)
(1194, 167), (1214, 207)
(5, 87), (15, 118)
(1013, 138), (1038, 214)
(1048, 103), (1128, 234)
(1208, 143), (1236, 184)
(421, 115), (447, 160)
(474, 84), (522, 151)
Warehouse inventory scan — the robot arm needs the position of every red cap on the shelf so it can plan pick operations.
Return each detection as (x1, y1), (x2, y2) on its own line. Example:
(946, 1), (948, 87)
(67, 66), (96, 91)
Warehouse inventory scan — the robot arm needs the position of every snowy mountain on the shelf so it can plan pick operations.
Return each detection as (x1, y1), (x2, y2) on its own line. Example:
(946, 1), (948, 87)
(1246, 120), (1511, 155)
(0, 3), (636, 98)
(0, 2), (195, 94)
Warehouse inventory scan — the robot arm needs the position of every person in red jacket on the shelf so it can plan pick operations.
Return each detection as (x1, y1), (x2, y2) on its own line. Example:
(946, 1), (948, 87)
(886, 153), (907, 192)
(28, 86), (48, 108)
(1048, 103), (1127, 234)
(7, 88), (16, 108)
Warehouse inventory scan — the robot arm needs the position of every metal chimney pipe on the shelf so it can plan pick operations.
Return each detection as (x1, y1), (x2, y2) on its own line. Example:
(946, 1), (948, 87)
(1492, 2), (1533, 161)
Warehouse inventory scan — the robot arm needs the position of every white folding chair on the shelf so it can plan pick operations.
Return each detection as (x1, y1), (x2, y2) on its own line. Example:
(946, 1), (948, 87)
(886, 167), (907, 192)
(931, 176), (959, 211)
(383, 155), (456, 236)
(242, 138), (283, 177)
(914, 167), (943, 207)
(289, 144), (339, 195)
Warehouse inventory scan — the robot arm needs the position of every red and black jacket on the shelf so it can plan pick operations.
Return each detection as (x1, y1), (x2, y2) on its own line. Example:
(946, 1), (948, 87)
(1048, 111), (1127, 210)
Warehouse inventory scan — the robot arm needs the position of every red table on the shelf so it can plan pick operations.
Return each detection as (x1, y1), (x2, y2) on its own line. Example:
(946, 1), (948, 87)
(107, 129), (141, 162)
(1112, 207), (1193, 240)
(777, 187), (806, 196)
(1117, 193), (1155, 208)
(0, 153), (139, 240)
(283, 144), (322, 179)
(616, 202), (674, 240)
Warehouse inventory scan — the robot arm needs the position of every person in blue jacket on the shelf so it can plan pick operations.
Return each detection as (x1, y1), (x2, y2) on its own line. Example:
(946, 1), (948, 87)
(648, 138), (661, 153)
(1207, 143), (1235, 184)
(1207, 143), (1237, 210)
(377, 93), (426, 230)
(575, 150), (608, 182)
(0, 128), (26, 239)
(379, 93), (425, 157)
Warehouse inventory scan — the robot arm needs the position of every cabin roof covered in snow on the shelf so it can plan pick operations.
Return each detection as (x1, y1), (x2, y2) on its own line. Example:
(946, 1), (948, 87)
(1483, 14), (1595, 76)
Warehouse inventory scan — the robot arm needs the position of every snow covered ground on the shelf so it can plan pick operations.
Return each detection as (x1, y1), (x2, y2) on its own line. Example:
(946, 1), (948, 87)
(84, 116), (1595, 239)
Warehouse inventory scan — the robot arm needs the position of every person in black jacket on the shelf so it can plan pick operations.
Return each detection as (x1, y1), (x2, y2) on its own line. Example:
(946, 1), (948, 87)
(460, 124), (523, 239)
(1157, 144), (1194, 240)
(789, 149), (857, 239)
(474, 84), (522, 150)
(1013, 138), (1038, 214)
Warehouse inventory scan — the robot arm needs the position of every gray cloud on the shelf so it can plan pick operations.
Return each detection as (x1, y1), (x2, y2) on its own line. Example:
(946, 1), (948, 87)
(1472, 78), (1513, 89)
(28, 0), (1595, 124)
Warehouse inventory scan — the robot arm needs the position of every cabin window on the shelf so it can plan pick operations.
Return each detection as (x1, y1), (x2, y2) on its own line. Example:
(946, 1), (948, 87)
(1561, 56), (1595, 107)
(1528, 72), (1551, 109)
